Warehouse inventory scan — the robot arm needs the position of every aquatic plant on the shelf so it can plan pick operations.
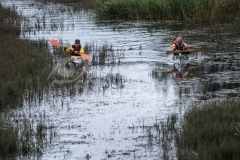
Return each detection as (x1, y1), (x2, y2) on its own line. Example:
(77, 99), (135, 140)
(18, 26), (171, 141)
(236, 122), (240, 137)
(86, 42), (123, 66)
(0, 4), (53, 111)
(0, 113), (56, 159)
(0, 4), (54, 159)
(176, 100), (240, 159)
(94, 0), (240, 24)
(146, 114), (178, 159)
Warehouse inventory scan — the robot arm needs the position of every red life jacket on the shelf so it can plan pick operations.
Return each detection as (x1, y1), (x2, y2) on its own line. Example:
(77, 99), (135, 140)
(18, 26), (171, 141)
(174, 43), (184, 51)
(72, 45), (81, 52)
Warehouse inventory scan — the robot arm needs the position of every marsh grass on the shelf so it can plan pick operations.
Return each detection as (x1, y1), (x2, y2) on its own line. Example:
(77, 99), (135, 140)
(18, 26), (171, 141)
(147, 101), (240, 159)
(0, 4), (52, 111)
(176, 101), (240, 160)
(236, 122), (240, 136)
(0, 4), (54, 159)
(0, 114), (57, 159)
(84, 42), (123, 65)
(94, 0), (240, 24)
(146, 114), (178, 159)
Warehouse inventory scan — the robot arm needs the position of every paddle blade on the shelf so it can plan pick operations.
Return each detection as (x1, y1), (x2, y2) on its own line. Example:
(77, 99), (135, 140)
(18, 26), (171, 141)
(50, 39), (62, 47)
(80, 54), (91, 60)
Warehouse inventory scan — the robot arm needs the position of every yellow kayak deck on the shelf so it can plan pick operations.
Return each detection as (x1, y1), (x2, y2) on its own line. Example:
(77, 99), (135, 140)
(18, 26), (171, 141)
(71, 55), (82, 59)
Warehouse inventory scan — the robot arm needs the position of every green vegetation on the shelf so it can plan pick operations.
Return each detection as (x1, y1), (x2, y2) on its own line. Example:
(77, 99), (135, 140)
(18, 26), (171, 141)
(94, 0), (240, 24)
(0, 3), (54, 159)
(236, 122), (240, 136)
(0, 116), (55, 159)
(176, 101), (240, 160)
(0, 4), (52, 111)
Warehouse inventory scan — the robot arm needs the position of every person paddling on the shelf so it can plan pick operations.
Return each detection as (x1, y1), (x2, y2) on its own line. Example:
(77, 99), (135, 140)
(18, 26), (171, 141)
(171, 36), (189, 60)
(63, 39), (84, 56)
(171, 36), (189, 55)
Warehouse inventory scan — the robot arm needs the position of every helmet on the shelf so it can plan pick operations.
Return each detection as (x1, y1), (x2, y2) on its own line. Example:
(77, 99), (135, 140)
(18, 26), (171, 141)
(75, 39), (80, 44)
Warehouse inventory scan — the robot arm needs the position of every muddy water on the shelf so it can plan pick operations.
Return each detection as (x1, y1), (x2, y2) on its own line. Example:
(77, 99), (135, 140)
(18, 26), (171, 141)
(1, 0), (240, 159)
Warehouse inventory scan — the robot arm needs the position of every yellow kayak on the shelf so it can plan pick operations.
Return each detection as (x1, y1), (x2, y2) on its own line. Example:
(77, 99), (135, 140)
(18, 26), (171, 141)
(71, 55), (82, 59)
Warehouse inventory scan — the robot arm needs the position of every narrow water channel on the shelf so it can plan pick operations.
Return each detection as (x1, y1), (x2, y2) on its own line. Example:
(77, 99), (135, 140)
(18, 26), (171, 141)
(1, 0), (240, 159)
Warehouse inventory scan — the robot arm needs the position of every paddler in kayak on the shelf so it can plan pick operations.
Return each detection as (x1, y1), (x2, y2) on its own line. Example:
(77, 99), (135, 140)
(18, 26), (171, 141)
(171, 36), (189, 60)
(171, 36), (189, 53)
(63, 39), (84, 56)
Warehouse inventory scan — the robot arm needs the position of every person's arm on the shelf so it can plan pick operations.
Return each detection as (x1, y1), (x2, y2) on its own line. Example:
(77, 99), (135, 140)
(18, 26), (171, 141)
(80, 47), (85, 54)
(171, 44), (176, 51)
(64, 46), (73, 54)
(183, 43), (189, 50)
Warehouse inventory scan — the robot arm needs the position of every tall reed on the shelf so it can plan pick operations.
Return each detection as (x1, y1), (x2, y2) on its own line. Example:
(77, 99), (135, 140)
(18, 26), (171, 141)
(0, 4), (52, 111)
(0, 4), (54, 159)
(94, 0), (240, 24)
(176, 100), (240, 159)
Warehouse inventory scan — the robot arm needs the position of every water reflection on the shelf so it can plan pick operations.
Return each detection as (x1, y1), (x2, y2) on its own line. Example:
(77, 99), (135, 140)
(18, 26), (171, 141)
(170, 63), (201, 83)
(1, 0), (240, 159)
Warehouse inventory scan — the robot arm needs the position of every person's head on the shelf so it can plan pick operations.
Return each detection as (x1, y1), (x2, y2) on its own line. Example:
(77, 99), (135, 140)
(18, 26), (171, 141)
(176, 36), (183, 45)
(74, 39), (80, 47)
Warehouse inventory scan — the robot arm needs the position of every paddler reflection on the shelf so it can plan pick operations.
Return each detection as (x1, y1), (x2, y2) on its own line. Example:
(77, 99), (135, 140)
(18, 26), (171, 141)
(169, 63), (200, 82)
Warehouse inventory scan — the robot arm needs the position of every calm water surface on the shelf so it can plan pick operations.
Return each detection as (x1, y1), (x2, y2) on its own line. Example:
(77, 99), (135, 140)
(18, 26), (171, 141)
(1, 0), (240, 159)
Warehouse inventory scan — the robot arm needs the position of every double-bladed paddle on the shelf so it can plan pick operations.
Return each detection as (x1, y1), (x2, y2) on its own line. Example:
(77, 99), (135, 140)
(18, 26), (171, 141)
(166, 48), (202, 54)
(50, 39), (91, 60)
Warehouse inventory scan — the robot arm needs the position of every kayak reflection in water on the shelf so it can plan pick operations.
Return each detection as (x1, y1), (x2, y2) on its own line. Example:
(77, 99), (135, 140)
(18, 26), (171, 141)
(169, 63), (201, 82)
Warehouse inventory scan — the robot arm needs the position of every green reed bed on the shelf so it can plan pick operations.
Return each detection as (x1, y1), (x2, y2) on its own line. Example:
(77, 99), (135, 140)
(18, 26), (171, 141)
(0, 5), (52, 111)
(0, 4), (54, 159)
(176, 101), (240, 160)
(94, 0), (240, 24)
(0, 114), (56, 159)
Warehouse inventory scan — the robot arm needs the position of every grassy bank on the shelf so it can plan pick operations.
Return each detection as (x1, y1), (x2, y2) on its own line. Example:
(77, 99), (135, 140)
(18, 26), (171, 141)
(0, 3), (53, 159)
(94, 0), (240, 24)
(148, 101), (240, 159)
(176, 101), (240, 159)
(0, 4), (52, 111)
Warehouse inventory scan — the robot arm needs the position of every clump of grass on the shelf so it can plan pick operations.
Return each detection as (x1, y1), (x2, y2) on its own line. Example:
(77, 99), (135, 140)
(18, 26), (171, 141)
(236, 122), (240, 136)
(176, 100), (240, 160)
(0, 4), (53, 111)
(84, 42), (123, 65)
(146, 114), (178, 159)
(0, 4), (55, 159)
(0, 115), (56, 159)
(94, 0), (240, 24)
(0, 124), (18, 159)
